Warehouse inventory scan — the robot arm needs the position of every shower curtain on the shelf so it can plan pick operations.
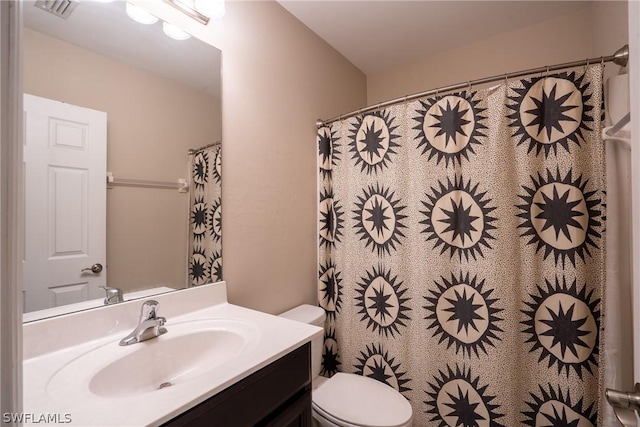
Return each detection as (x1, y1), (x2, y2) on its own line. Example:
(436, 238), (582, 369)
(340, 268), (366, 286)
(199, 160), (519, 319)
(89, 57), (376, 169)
(188, 143), (222, 286)
(318, 65), (606, 426)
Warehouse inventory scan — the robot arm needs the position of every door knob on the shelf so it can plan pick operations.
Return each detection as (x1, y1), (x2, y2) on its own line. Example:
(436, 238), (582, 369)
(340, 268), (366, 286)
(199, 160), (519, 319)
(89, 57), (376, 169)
(81, 263), (103, 274)
(606, 383), (640, 426)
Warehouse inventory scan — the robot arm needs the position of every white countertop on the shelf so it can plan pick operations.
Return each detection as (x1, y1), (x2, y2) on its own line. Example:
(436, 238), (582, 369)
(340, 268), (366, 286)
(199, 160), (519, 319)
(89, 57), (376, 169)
(23, 282), (322, 426)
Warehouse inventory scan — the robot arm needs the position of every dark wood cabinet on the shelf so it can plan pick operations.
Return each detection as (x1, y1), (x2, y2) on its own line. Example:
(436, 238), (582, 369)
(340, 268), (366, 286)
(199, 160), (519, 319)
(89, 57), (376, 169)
(162, 342), (312, 427)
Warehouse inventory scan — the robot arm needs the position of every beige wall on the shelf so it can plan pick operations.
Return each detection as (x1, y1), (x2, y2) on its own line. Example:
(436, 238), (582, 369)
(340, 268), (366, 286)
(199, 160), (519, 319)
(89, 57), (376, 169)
(367, 2), (629, 105)
(592, 1), (630, 84)
(137, 0), (367, 314)
(218, 3), (366, 314)
(367, 5), (601, 105)
(23, 28), (222, 292)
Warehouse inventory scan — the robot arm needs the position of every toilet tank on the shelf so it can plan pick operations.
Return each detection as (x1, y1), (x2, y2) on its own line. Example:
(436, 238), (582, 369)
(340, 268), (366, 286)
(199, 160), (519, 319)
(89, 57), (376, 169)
(279, 304), (325, 379)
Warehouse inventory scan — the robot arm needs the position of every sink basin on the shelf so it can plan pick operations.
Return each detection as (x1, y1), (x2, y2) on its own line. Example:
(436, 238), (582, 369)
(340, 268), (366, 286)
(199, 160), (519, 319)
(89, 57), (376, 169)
(46, 318), (260, 400)
(90, 328), (246, 397)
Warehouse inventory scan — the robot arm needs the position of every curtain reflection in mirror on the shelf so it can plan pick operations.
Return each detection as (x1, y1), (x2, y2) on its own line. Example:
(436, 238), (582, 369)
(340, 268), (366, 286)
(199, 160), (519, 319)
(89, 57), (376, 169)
(188, 142), (222, 286)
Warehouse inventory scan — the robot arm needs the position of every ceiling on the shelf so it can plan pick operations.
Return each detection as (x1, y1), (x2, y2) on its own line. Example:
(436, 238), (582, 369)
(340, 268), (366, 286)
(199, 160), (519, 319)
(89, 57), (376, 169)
(22, 1), (593, 93)
(22, 0), (222, 97)
(277, 1), (592, 74)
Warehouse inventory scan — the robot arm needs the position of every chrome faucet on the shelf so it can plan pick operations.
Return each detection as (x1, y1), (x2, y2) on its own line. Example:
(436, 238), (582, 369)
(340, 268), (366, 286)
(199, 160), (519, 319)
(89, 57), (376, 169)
(119, 300), (167, 346)
(99, 285), (123, 305)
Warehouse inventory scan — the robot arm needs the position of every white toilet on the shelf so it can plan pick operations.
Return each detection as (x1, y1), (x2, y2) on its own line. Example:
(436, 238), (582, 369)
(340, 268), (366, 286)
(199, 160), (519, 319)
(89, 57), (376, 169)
(280, 304), (413, 427)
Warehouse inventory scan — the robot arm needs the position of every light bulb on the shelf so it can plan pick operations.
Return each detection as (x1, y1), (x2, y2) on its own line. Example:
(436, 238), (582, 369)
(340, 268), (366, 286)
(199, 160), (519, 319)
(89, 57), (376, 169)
(125, 2), (158, 25)
(163, 22), (191, 40)
(194, 0), (225, 20)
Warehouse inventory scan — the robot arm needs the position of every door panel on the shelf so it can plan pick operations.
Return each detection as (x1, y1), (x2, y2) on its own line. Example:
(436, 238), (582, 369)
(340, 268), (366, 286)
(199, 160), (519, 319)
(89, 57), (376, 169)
(49, 283), (89, 308)
(23, 94), (107, 312)
(49, 166), (88, 257)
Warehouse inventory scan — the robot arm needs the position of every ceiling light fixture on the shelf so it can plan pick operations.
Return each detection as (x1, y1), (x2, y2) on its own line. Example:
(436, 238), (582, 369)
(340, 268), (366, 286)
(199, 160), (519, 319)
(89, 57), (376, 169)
(125, 2), (158, 25)
(162, 21), (191, 40)
(164, 0), (226, 25)
(194, 0), (225, 20)
(164, 0), (209, 25)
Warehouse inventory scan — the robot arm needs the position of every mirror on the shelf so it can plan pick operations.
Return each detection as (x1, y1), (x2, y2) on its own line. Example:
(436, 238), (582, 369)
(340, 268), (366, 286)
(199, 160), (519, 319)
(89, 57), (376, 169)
(22, 1), (222, 321)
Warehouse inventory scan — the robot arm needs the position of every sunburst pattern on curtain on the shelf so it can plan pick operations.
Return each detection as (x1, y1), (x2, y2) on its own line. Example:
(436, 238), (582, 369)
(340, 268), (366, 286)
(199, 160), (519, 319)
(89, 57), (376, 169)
(318, 65), (605, 427)
(188, 143), (222, 286)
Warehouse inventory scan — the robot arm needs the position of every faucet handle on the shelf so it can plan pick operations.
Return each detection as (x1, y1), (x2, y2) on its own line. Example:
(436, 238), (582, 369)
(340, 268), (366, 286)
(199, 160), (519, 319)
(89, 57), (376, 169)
(99, 285), (123, 305)
(139, 300), (160, 322)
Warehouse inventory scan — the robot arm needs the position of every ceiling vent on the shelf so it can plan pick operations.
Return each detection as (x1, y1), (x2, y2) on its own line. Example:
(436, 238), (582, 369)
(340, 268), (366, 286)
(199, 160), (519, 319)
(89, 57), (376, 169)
(34, 0), (78, 20)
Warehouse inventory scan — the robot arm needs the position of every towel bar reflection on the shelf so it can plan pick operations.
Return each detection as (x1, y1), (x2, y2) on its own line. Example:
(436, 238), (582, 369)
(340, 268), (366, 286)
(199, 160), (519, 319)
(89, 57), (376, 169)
(107, 172), (188, 193)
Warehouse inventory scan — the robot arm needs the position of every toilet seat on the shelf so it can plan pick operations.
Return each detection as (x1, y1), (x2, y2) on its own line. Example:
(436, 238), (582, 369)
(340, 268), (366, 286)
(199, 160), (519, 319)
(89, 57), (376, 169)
(312, 403), (369, 427)
(312, 373), (412, 427)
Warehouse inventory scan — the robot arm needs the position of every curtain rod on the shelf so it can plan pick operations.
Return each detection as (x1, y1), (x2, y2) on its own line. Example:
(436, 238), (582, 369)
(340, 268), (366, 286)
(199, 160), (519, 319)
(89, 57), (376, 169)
(316, 44), (629, 128)
(106, 173), (189, 193)
(188, 140), (221, 155)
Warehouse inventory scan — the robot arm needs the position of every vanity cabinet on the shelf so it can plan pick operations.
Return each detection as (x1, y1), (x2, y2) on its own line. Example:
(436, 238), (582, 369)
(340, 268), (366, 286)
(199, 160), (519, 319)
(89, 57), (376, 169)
(162, 342), (312, 427)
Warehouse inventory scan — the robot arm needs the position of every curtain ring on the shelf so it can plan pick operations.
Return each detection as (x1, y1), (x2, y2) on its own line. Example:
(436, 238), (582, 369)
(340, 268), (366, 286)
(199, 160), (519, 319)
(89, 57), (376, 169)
(504, 73), (508, 85)
(467, 81), (472, 93)
(545, 65), (550, 78)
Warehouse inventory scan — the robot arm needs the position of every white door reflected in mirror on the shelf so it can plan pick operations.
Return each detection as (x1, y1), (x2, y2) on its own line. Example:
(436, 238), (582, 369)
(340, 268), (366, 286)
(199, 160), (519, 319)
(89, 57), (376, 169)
(23, 94), (107, 312)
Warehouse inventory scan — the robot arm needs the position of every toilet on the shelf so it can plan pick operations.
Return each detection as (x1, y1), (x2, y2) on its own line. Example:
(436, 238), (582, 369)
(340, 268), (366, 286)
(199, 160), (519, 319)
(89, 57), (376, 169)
(280, 304), (413, 427)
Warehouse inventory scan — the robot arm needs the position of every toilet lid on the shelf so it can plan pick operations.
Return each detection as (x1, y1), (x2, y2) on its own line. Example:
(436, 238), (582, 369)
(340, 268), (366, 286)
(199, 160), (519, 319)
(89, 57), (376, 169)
(313, 373), (412, 427)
